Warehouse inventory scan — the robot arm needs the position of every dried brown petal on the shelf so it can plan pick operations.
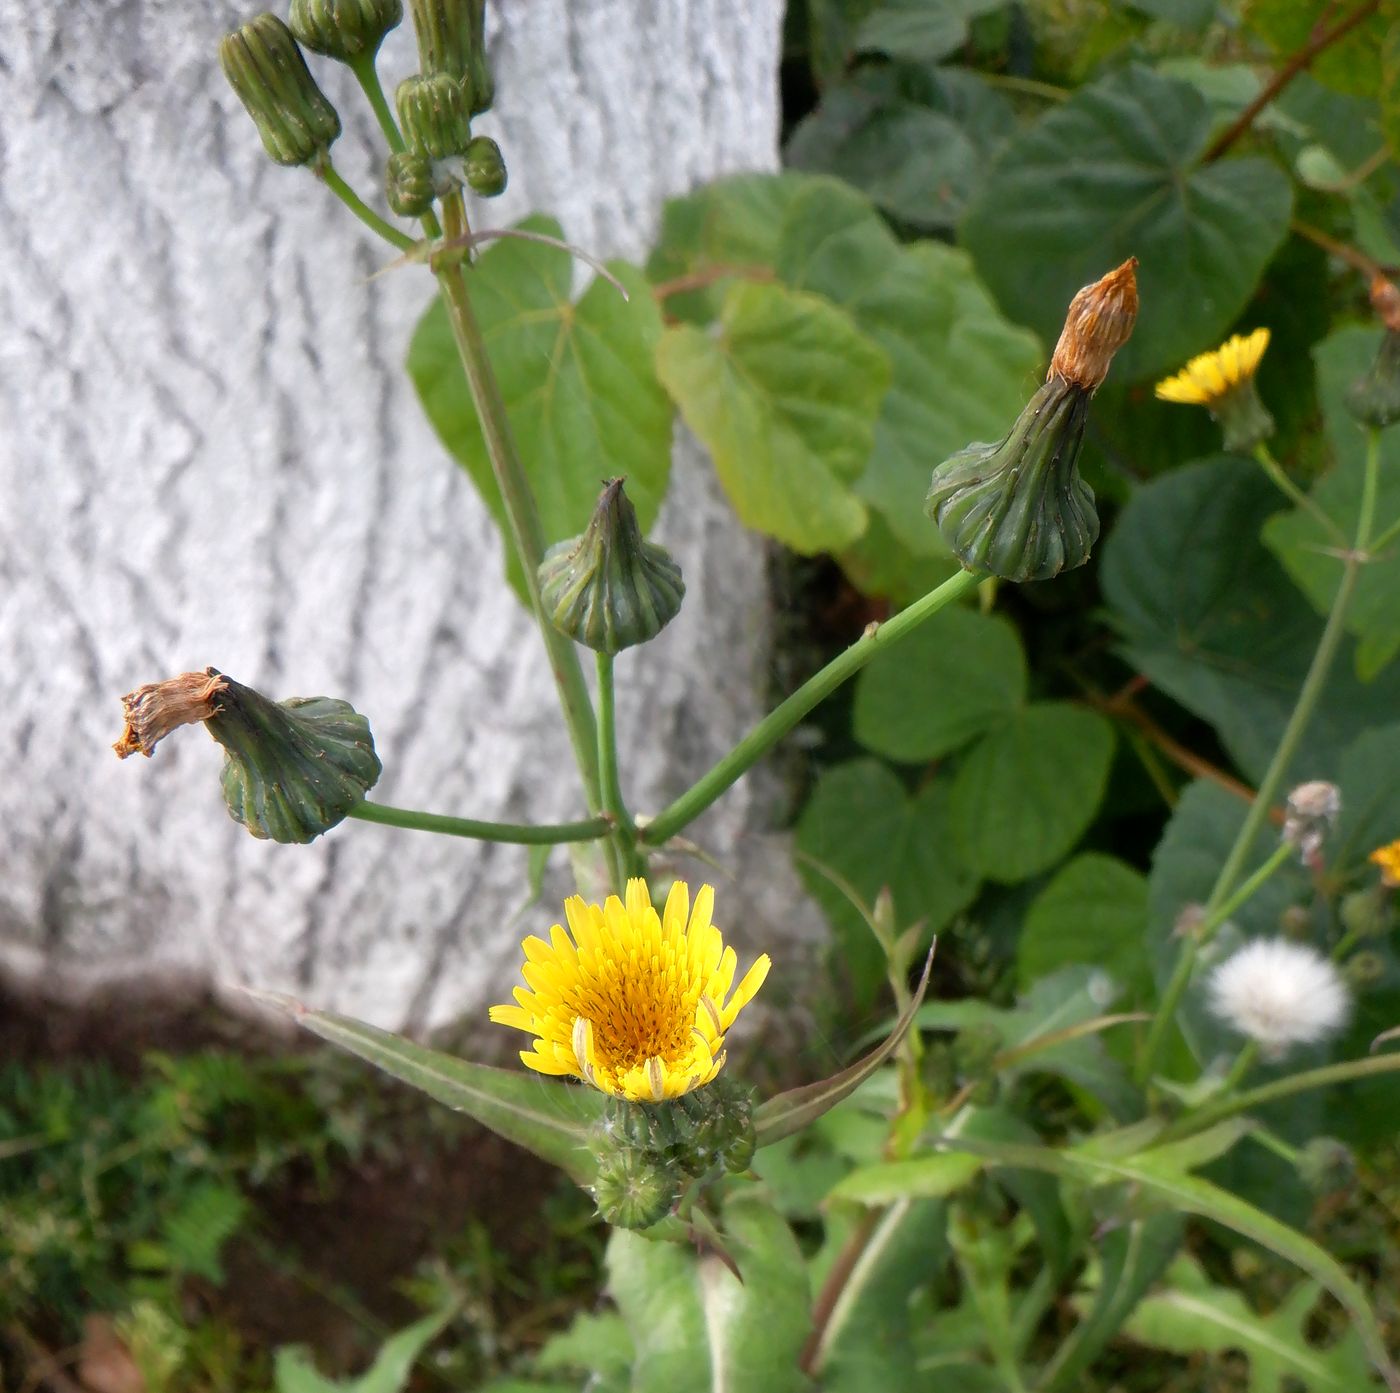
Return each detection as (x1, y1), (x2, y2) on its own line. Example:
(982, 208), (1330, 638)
(1370, 274), (1400, 334)
(1048, 257), (1139, 391)
(113, 669), (227, 758)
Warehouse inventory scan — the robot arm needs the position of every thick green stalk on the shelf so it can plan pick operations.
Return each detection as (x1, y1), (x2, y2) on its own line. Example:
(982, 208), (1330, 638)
(595, 652), (636, 891)
(320, 163), (415, 250)
(433, 194), (603, 817)
(1137, 431), (1381, 1086)
(1154, 1050), (1400, 1145)
(348, 800), (610, 844)
(642, 568), (981, 845)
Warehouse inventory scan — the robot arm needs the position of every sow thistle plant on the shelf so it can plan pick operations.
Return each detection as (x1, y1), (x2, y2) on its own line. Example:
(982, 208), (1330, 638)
(109, 0), (1400, 1386)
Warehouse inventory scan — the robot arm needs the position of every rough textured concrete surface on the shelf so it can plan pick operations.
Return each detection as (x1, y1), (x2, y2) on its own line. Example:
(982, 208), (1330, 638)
(1, 0), (826, 1031)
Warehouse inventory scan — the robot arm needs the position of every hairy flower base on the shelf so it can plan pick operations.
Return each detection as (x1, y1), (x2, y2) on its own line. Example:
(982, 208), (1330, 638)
(489, 880), (770, 1102)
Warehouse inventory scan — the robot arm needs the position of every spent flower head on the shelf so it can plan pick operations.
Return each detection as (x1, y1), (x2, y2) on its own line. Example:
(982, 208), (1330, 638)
(1155, 329), (1274, 452)
(489, 879), (770, 1102)
(1370, 838), (1400, 888)
(1282, 780), (1341, 861)
(1207, 938), (1350, 1058)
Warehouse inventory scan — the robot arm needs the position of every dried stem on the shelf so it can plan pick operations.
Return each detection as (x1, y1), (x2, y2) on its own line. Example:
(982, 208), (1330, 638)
(1203, 0), (1380, 163)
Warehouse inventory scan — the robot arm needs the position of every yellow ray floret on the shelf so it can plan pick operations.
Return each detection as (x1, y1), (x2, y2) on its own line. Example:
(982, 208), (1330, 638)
(1370, 839), (1400, 887)
(1155, 328), (1270, 406)
(488, 879), (771, 1103)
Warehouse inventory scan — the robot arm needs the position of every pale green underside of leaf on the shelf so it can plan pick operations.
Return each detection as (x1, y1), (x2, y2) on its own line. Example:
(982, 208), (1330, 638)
(656, 279), (890, 555)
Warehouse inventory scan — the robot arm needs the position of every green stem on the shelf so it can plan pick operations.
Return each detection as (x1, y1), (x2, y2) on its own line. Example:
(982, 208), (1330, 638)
(433, 193), (603, 819)
(1219, 1040), (1259, 1095)
(1253, 443), (1346, 549)
(641, 568), (981, 846)
(346, 51), (443, 240)
(320, 163), (415, 250)
(1137, 431), (1382, 1087)
(346, 800), (611, 844)
(1155, 1050), (1400, 1145)
(595, 652), (635, 892)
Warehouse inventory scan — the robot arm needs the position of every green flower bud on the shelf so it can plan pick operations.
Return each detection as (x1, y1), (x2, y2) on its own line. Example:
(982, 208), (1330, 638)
(385, 150), (438, 216)
(928, 258), (1137, 583)
(920, 1039), (957, 1101)
(288, 0), (403, 62)
(408, 0), (494, 114)
(1214, 376), (1275, 453)
(591, 1148), (676, 1230)
(538, 478), (685, 654)
(396, 73), (472, 159)
(676, 1078), (757, 1175)
(1340, 885), (1389, 941)
(1348, 332), (1400, 429)
(464, 135), (507, 197)
(219, 15), (341, 168)
(114, 669), (381, 844)
(1343, 949), (1385, 989)
(926, 378), (1098, 582)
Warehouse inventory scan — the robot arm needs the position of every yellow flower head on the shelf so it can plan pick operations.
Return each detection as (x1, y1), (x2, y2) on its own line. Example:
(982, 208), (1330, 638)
(489, 879), (771, 1103)
(1155, 328), (1270, 407)
(1370, 839), (1400, 888)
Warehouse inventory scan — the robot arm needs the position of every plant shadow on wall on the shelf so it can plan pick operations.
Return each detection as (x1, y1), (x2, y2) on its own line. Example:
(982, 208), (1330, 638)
(74, 0), (1400, 1388)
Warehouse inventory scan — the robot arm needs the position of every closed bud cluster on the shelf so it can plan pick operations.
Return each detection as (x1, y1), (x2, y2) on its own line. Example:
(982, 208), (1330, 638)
(288, 0), (402, 62)
(408, 0), (494, 114)
(396, 73), (472, 159)
(464, 135), (507, 197)
(114, 668), (381, 844)
(926, 259), (1137, 582)
(385, 151), (440, 216)
(539, 478), (685, 654)
(586, 1078), (756, 1228)
(219, 14), (341, 167)
(1347, 275), (1400, 428)
(951, 1022), (1003, 1103)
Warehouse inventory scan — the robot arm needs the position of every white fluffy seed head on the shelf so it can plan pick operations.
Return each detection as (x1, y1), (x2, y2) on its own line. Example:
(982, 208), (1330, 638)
(1206, 938), (1351, 1057)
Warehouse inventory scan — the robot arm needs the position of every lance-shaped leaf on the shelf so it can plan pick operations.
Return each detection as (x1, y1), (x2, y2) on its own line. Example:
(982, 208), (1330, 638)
(754, 948), (934, 1148)
(941, 1134), (1397, 1385)
(1039, 1213), (1184, 1393)
(249, 991), (606, 1186)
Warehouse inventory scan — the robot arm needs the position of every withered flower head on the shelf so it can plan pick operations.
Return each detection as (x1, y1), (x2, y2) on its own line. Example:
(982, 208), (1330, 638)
(114, 667), (381, 843)
(1347, 274), (1400, 428)
(924, 258), (1138, 582)
(114, 671), (229, 759)
(1048, 257), (1139, 392)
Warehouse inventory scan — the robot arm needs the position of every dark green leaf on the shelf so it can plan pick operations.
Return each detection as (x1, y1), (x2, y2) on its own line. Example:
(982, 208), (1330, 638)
(1039, 1214), (1184, 1392)
(655, 280), (890, 554)
(796, 760), (979, 1000)
(407, 219), (672, 599)
(786, 66), (1015, 229)
(1019, 853), (1152, 1001)
(1263, 327), (1400, 678)
(855, 0), (1008, 61)
(1101, 456), (1400, 782)
(778, 178), (1042, 555)
(853, 604), (1025, 762)
(961, 65), (1292, 382)
(951, 704), (1115, 882)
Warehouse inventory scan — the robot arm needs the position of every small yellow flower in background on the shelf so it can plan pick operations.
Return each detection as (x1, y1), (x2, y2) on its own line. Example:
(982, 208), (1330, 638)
(1155, 328), (1270, 406)
(1370, 839), (1400, 887)
(1156, 328), (1275, 452)
(489, 879), (771, 1103)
